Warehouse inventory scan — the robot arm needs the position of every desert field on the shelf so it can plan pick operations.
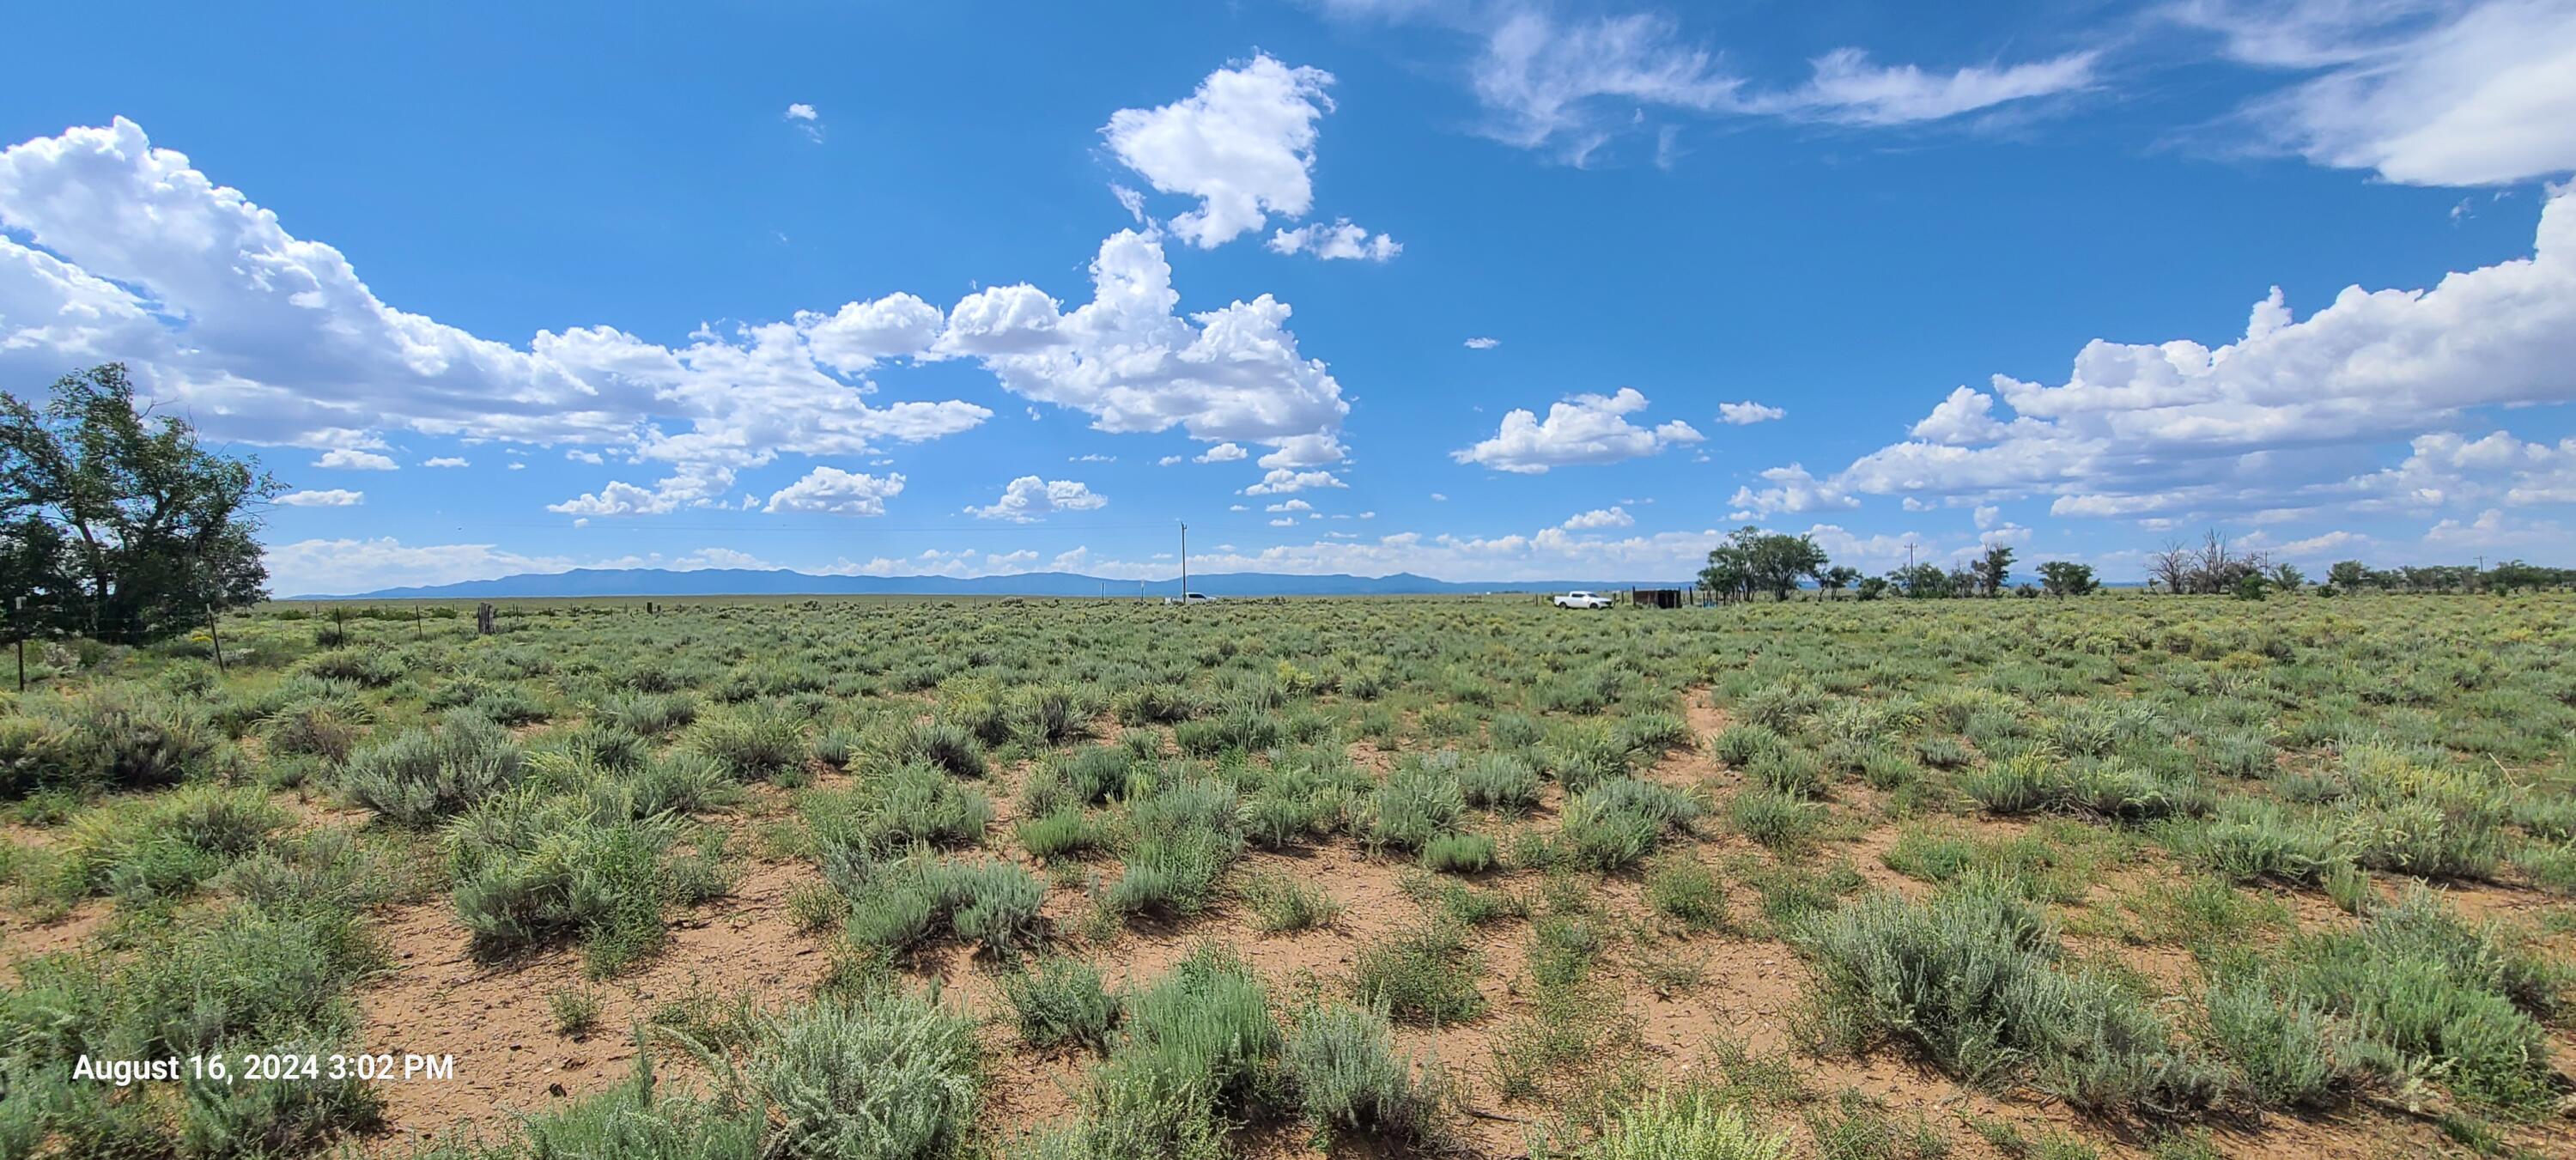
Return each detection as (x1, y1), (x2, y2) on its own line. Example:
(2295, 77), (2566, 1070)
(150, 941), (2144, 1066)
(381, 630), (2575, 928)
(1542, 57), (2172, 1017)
(3, 592), (2572, 1159)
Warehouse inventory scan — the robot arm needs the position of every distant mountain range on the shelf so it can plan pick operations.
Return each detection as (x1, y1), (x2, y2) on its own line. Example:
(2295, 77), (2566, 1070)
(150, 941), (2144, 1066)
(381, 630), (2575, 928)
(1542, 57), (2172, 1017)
(289, 568), (1692, 601)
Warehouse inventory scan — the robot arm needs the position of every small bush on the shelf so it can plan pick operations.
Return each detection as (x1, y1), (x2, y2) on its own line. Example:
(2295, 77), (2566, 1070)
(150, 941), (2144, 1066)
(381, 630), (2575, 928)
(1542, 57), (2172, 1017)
(445, 789), (682, 974)
(1583, 1089), (1790, 1160)
(1283, 1001), (1444, 1145)
(1960, 755), (2055, 814)
(1558, 778), (1701, 871)
(1368, 762), (1466, 853)
(690, 702), (807, 780)
(1749, 749), (1826, 799)
(33, 685), (228, 794)
(549, 987), (603, 1035)
(750, 993), (984, 1160)
(258, 700), (368, 765)
(57, 785), (289, 902)
(828, 852), (1045, 957)
(596, 689), (698, 737)
(1459, 752), (1542, 814)
(343, 709), (527, 827)
(2283, 886), (2561, 1112)
(1068, 947), (1279, 1157)
(1005, 957), (1121, 1051)
(1017, 808), (1104, 859)
(1797, 879), (2223, 1115)
(1419, 832), (1497, 874)
(2202, 974), (2366, 1108)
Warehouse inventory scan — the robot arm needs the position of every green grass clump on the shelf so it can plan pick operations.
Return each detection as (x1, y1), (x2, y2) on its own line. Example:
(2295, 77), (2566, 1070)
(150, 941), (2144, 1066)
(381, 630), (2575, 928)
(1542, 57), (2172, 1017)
(1796, 878), (2224, 1115)
(54, 783), (288, 902)
(2166, 797), (2343, 885)
(2201, 972), (2376, 1109)
(1728, 788), (1823, 853)
(596, 689), (699, 737)
(1004, 957), (1121, 1051)
(1105, 780), (1244, 918)
(1051, 946), (1280, 1159)
(1419, 831), (1497, 873)
(2278, 886), (2561, 1112)
(1558, 778), (1701, 871)
(827, 852), (1046, 957)
(6, 684), (232, 798)
(1017, 808), (1104, 859)
(1242, 872), (1340, 932)
(0, 882), (385, 1156)
(1353, 921), (1485, 1025)
(1644, 859), (1728, 932)
(806, 763), (993, 858)
(444, 786), (702, 975)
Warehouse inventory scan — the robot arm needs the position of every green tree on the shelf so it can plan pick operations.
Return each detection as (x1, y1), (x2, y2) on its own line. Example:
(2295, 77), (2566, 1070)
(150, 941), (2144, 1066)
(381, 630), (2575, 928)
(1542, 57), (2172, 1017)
(1816, 565), (1861, 599)
(1855, 576), (1892, 601)
(2269, 562), (2304, 593)
(1886, 562), (1952, 598)
(0, 364), (281, 643)
(1972, 545), (2014, 597)
(2327, 560), (2369, 589)
(2035, 561), (2098, 597)
(1701, 525), (1827, 603)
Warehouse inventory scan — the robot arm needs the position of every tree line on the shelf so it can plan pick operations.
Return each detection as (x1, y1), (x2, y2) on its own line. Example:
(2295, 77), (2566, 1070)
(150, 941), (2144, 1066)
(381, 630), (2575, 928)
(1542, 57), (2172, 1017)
(1696, 525), (2101, 603)
(1698, 525), (2569, 604)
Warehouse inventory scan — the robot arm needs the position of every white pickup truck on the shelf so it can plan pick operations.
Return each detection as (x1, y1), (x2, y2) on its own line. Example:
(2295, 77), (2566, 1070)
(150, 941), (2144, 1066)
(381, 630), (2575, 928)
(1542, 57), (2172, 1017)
(1552, 591), (1613, 609)
(1163, 592), (1216, 605)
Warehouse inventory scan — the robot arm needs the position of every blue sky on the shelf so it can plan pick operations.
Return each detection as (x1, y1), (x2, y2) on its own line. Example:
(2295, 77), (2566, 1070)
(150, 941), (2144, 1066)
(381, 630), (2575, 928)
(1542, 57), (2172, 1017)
(3, 1), (2573, 594)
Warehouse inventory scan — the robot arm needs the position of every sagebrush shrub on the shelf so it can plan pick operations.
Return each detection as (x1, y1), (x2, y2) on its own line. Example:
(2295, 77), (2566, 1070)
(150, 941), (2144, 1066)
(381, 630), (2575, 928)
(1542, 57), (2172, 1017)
(1583, 1090), (1789, 1160)
(751, 993), (984, 1160)
(38, 685), (229, 793)
(1458, 752), (1540, 814)
(1796, 878), (2222, 1114)
(1283, 1001), (1443, 1145)
(343, 709), (526, 826)
(1367, 762), (1465, 852)
(689, 702), (807, 780)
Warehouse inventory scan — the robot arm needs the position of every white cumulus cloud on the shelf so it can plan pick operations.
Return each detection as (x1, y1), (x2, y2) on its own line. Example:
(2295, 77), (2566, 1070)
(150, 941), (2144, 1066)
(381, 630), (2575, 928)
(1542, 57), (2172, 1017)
(1453, 387), (1704, 473)
(763, 467), (906, 517)
(964, 476), (1108, 522)
(1764, 185), (2576, 526)
(1716, 400), (1785, 425)
(1103, 54), (1337, 248)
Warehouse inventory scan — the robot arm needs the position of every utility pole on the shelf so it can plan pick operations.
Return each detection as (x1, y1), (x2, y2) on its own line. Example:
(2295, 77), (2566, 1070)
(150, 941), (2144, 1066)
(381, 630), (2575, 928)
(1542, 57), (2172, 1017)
(1179, 520), (1188, 604)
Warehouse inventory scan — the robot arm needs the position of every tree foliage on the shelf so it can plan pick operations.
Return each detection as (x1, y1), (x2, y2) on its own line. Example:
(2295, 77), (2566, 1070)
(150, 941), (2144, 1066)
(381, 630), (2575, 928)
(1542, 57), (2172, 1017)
(2035, 561), (2099, 597)
(1700, 525), (1827, 603)
(0, 365), (281, 643)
